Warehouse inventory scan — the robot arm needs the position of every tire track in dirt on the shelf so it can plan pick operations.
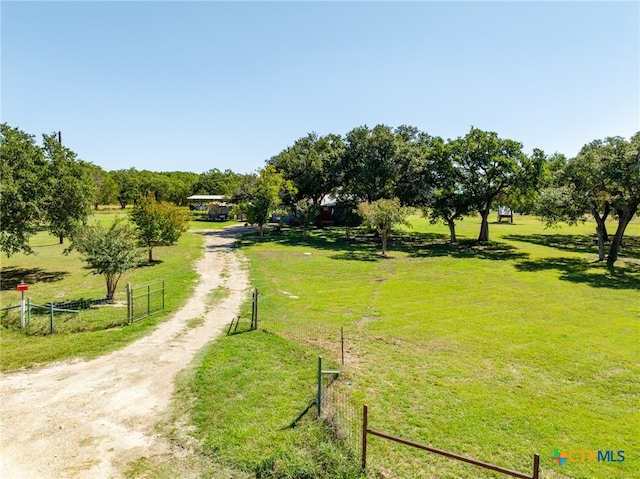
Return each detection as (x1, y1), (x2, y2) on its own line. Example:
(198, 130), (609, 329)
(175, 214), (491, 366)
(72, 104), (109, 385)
(0, 226), (251, 479)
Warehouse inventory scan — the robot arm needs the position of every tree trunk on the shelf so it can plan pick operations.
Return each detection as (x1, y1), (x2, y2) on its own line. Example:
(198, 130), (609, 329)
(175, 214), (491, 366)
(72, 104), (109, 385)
(106, 273), (116, 301)
(258, 224), (264, 240)
(380, 229), (388, 256)
(478, 209), (490, 242)
(596, 228), (605, 261)
(148, 247), (154, 263)
(59, 235), (64, 245)
(447, 219), (457, 243)
(592, 206), (610, 243)
(607, 201), (638, 265)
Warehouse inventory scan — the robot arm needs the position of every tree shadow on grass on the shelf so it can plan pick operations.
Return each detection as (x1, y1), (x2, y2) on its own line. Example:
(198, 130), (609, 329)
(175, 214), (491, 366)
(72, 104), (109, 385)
(0, 267), (69, 291)
(135, 259), (164, 268)
(504, 233), (640, 260)
(515, 257), (640, 290)
(237, 226), (386, 261)
(236, 227), (534, 263)
(402, 237), (530, 262)
(30, 297), (113, 310)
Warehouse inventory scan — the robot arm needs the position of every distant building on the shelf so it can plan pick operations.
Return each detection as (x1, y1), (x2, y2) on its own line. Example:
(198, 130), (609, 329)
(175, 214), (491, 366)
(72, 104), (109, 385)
(187, 195), (231, 220)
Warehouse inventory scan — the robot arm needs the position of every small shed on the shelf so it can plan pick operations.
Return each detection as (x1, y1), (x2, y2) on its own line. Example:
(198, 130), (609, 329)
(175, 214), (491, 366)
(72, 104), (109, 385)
(187, 195), (231, 220)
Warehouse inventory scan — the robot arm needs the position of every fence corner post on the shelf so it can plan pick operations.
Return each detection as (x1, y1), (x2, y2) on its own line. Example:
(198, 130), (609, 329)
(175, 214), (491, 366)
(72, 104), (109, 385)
(361, 404), (368, 472)
(49, 302), (54, 334)
(532, 453), (540, 479)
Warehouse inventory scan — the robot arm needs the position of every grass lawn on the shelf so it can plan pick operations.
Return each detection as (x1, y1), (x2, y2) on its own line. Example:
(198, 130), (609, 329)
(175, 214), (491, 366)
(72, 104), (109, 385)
(184, 214), (639, 479)
(0, 214), (239, 370)
(2, 211), (637, 479)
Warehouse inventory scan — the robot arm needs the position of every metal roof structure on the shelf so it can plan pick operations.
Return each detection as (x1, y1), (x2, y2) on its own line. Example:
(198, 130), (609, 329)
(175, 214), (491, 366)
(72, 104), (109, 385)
(187, 195), (225, 201)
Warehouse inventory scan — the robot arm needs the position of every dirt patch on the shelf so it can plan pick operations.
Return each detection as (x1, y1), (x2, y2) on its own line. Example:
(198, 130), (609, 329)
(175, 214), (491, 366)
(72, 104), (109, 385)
(0, 226), (252, 479)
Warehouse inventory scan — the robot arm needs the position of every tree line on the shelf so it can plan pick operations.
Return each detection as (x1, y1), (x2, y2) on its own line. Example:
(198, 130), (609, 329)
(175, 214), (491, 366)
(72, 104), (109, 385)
(0, 123), (249, 256)
(267, 125), (638, 265)
(2, 122), (638, 265)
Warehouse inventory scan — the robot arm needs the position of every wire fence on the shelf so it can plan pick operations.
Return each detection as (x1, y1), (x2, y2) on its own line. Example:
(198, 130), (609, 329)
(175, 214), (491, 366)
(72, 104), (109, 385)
(318, 363), (362, 454)
(248, 286), (364, 456)
(250, 288), (542, 477)
(0, 299), (128, 335)
(0, 281), (162, 335)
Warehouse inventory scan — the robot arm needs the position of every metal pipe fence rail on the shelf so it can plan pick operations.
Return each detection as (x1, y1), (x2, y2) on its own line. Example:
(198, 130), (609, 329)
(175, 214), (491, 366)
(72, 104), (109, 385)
(2, 300), (125, 334)
(126, 281), (165, 323)
(361, 404), (540, 479)
(23, 302), (81, 334)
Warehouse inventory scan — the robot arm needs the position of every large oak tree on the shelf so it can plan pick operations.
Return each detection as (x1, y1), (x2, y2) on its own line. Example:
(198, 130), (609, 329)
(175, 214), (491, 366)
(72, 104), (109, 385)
(269, 132), (344, 205)
(42, 133), (95, 244)
(0, 124), (48, 256)
(452, 128), (544, 242)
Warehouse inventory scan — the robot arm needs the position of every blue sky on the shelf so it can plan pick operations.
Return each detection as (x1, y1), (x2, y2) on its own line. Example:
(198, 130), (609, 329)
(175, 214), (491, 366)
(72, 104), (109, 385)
(2, 1), (639, 174)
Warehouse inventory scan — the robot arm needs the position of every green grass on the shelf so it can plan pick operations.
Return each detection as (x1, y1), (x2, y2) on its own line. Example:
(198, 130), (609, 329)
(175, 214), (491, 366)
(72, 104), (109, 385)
(181, 331), (360, 479)
(3, 212), (638, 478)
(0, 214), (207, 370)
(185, 214), (638, 479)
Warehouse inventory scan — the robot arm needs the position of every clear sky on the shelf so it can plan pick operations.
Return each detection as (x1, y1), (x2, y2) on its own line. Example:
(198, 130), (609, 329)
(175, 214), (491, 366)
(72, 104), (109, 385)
(2, 1), (639, 174)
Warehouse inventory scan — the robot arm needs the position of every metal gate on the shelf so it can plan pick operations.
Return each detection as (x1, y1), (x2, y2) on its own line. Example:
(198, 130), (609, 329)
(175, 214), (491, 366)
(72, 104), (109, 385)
(126, 281), (165, 323)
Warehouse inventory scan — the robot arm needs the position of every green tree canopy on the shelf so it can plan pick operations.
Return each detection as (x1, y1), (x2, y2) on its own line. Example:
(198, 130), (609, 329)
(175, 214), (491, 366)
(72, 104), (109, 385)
(294, 200), (321, 240)
(88, 164), (119, 209)
(69, 219), (143, 300)
(536, 133), (639, 264)
(0, 124), (48, 256)
(342, 125), (401, 202)
(246, 166), (293, 239)
(192, 168), (242, 198)
(452, 127), (544, 242)
(358, 198), (411, 256)
(269, 132), (344, 205)
(423, 139), (472, 243)
(42, 133), (95, 244)
(111, 168), (142, 209)
(130, 192), (190, 262)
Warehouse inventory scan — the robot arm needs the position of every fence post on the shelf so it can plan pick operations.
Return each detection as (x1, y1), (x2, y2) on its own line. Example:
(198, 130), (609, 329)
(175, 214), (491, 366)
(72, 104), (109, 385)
(341, 327), (345, 365)
(251, 287), (259, 330)
(162, 280), (165, 311)
(361, 404), (368, 471)
(49, 303), (54, 334)
(532, 454), (540, 479)
(317, 356), (323, 417)
(20, 289), (26, 328)
(126, 283), (131, 323)
(251, 288), (255, 329)
(147, 284), (151, 317)
(27, 298), (31, 327)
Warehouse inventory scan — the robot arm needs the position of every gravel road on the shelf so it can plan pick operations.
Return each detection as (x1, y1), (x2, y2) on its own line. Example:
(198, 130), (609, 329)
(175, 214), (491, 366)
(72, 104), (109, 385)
(0, 226), (250, 479)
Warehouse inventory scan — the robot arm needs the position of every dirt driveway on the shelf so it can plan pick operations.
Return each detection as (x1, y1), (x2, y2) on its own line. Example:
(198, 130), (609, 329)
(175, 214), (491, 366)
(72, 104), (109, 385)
(0, 226), (251, 479)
